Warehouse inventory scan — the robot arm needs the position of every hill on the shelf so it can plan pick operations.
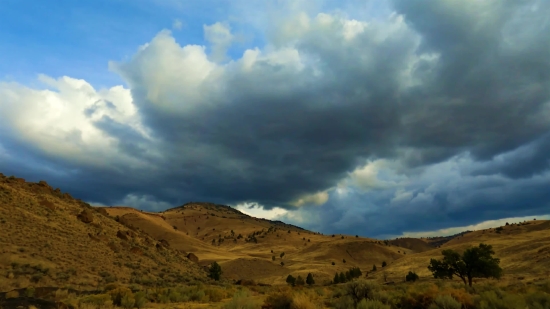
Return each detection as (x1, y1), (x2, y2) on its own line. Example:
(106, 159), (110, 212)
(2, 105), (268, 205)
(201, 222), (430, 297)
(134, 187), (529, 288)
(0, 173), (205, 293)
(2, 171), (550, 292)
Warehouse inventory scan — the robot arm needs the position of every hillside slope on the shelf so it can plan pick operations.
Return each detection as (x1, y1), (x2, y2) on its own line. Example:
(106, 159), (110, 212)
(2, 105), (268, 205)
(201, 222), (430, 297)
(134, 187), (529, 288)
(0, 174), (206, 292)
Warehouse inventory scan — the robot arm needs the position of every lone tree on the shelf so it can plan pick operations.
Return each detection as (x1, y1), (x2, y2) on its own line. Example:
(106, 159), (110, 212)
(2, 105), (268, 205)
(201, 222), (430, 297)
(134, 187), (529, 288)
(280, 252), (285, 259)
(428, 243), (502, 286)
(286, 274), (296, 286)
(406, 271), (419, 282)
(306, 273), (315, 285)
(382, 261), (387, 267)
(208, 262), (222, 281)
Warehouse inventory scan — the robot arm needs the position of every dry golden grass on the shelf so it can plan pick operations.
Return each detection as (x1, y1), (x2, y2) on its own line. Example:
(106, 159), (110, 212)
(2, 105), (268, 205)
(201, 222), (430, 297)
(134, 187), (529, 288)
(0, 174), (205, 293)
(3, 171), (550, 302)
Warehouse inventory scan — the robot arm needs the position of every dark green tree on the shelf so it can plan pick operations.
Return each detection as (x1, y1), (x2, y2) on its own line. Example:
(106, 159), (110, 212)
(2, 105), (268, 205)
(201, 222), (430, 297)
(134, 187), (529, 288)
(306, 273), (315, 285)
(428, 243), (502, 286)
(333, 273), (340, 284)
(372, 264), (377, 271)
(339, 272), (346, 283)
(405, 271), (419, 282)
(382, 261), (387, 267)
(208, 262), (222, 281)
(286, 274), (296, 286)
(345, 271), (352, 281)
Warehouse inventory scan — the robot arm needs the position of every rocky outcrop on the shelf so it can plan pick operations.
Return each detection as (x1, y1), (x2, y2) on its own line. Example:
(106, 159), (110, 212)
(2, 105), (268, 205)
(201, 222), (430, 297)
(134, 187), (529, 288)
(77, 209), (94, 223)
(187, 253), (199, 263)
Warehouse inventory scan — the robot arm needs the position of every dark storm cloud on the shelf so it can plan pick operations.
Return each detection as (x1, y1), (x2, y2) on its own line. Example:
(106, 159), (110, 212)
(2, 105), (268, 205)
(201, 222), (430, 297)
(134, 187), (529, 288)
(2, 0), (550, 236)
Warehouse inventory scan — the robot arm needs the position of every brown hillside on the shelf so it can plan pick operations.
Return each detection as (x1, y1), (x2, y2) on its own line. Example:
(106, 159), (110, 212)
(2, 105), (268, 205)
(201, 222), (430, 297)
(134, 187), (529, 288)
(0, 173), (206, 293)
(105, 203), (412, 285)
(373, 220), (550, 284)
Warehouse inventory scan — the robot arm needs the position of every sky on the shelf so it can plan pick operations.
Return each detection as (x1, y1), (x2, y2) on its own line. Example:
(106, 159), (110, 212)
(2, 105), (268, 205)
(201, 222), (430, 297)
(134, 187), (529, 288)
(1, 0), (550, 239)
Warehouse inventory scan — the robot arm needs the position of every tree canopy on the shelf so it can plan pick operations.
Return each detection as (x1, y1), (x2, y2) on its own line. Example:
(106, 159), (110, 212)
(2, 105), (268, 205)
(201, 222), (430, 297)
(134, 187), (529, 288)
(208, 262), (222, 281)
(428, 243), (502, 286)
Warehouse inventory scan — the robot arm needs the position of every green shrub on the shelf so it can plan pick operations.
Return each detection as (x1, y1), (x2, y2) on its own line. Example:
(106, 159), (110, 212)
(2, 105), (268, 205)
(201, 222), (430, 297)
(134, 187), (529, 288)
(264, 290), (293, 309)
(134, 291), (148, 308)
(475, 290), (527, 309)
(79, 293), (112, 309)
(428, 294), (461, 309)
(525, 291), (550, 309)
(25, 287), (35, 298)
(121, 292), (135, 309)
(223, 290), (260, 309)
(357, 299), (391, 309)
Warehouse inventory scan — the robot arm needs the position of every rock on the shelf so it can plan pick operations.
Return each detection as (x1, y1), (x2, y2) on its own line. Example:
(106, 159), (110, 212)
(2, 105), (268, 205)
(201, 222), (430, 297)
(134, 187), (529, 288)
(159, 239), (170, 247)
(130, 247), (143, 255)
(116, 230), (130, 241)
(76, 209), (94, 223)
(40, 199), (56, 211)
(95, 207), (109, 217)
(88, 233), (101, 242)
(187, 253), (199, 263)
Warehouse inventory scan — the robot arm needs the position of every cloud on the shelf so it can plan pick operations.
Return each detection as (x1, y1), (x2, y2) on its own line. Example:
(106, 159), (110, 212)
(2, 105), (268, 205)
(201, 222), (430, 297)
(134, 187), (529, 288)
(291, 191), (329, 207)
(1, 0), (550, 237)
(203, 22), (234, 62)
(172, 19), (184, 30)
(234, 202), (288, 220)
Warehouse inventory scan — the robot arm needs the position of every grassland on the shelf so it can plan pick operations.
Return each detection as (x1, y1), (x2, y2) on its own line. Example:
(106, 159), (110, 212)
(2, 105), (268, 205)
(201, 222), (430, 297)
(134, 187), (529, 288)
(2, 172), (550, 308)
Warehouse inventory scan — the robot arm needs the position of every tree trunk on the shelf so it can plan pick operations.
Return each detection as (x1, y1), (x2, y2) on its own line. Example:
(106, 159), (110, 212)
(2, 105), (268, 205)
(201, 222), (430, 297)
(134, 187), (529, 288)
(460, 276), (467, 285)
(468, 276), (473, 287)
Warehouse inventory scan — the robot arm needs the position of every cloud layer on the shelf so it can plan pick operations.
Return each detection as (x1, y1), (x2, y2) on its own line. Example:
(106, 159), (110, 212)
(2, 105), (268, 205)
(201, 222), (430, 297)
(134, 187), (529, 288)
(1, 0), (550, 237)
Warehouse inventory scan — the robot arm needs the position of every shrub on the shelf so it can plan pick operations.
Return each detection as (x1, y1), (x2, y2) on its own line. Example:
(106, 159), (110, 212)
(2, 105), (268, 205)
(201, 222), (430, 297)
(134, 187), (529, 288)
(121, 292), (135, 309)
(382, 261), (387, 267)
(223, 290), (260, 309)
(264, 290), (293, 309)
(108, 287), (133, 306)
(429, 294), (461, 309)
(291, 293), (318, 309)
(357, 299), (391, 309)
(25, 287), (35, 297)
(346, 280), (380, 306)
(134, 291), (147, 308)
(6, 290), (19, 299)
(79, 293), (112, 309)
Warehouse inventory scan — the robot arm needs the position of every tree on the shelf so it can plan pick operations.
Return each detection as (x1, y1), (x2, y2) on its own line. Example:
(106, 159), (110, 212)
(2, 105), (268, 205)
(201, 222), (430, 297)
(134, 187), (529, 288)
(382, 261), (387, 267)
(306, 273), (315, 285)
(372, 264), (377, 271)
(333, 273), (340, 284)
(286, 275), (296, 286)
(406, 271), (419, 282)
(272, 256), (276, 261)
(428, 243), (502, 286)
(208, 262), (222, 281)
(295, 275), (305, 286)
(280, 252), (285, 259)
(339, 272), (346, 283)
(343, 259), (346, 263)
